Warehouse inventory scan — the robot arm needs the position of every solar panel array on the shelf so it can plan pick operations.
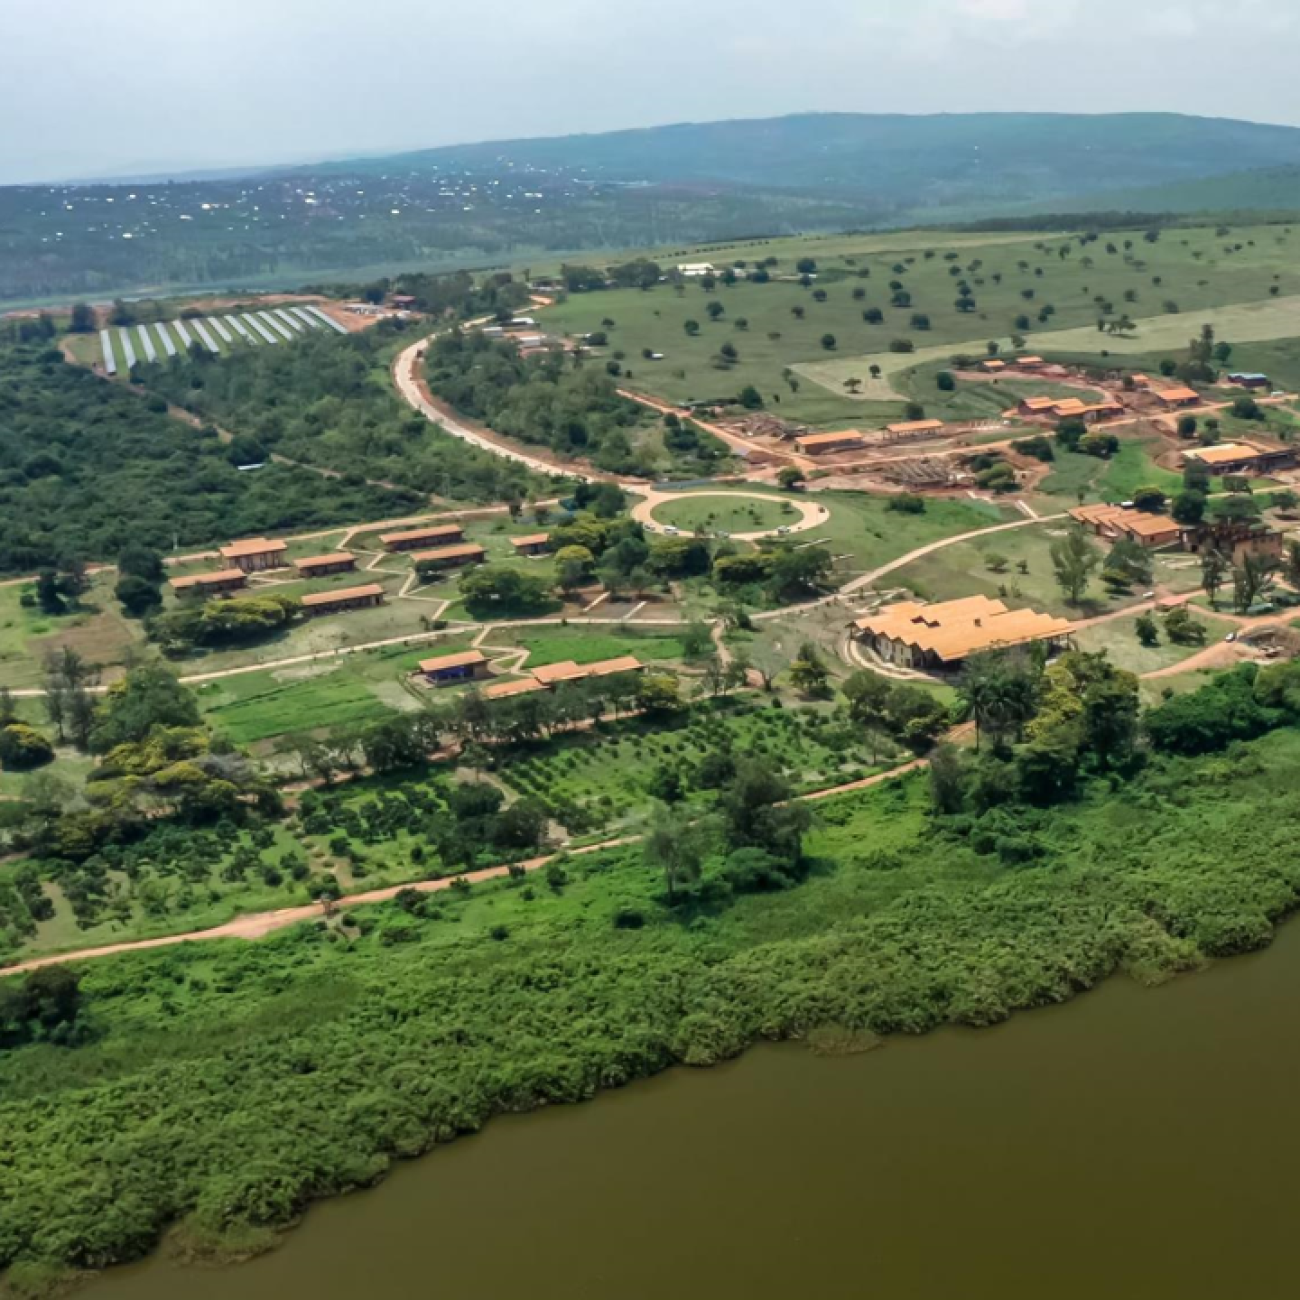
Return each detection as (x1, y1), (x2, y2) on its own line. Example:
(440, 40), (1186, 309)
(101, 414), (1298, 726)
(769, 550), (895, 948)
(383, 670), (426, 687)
(103, 304), (343, 372)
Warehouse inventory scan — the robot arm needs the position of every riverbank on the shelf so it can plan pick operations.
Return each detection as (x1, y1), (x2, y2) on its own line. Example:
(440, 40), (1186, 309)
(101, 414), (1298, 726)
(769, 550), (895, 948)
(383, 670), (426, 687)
(5, 729), (1300, 1293)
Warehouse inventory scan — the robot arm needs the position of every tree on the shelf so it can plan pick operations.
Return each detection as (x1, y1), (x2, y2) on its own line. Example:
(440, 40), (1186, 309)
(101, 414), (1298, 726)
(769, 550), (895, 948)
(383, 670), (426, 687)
(777, 467), (806, 490)
(820, 334), (837, 351)
(843, 671), (892, 730)
(1107, 537), (1153, 588)
(957, 649), (1041, 752)
(684, 320), (700, 336)
(90, 662), (198, 752)
(458, 566), (553, 615)
(1172, 490), (1207, 526)
(1200, 547), (1229, 607)
(928, 744), (967, 815)
(1131, 486), (1167, 513)
(1286, 539), (1300, 589)
(69, 302), (96, 333)
(1050, 527), (1101, 605)
(641, 806), (704, 904)
(936, 371), (956, 392)
(789, 643), (830, 696)
(0, 723), (55, 771)
(737, 384), (763, 409)
(1135, 613), (1159, 647)
(115, 573), (163, 619)
(706, 301), (725, 321)
(1233, 552), (1279, 613)
(718, 758), (812, 870)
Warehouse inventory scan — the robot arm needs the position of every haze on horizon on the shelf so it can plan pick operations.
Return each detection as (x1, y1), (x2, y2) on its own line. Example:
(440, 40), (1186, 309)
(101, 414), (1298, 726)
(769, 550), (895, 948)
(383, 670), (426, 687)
(7, 0), (1300, 185)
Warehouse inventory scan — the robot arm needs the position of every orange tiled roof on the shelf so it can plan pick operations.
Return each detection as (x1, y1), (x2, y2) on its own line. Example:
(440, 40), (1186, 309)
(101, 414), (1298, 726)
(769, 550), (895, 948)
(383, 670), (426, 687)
(300, 583), (384, 608)
(854, 594), (1072, 663)
(418, 650), (487, 674)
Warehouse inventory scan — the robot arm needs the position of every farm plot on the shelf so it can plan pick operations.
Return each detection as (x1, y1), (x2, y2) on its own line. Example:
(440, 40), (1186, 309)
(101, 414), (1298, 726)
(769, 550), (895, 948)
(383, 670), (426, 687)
(499, 700), (903, 834)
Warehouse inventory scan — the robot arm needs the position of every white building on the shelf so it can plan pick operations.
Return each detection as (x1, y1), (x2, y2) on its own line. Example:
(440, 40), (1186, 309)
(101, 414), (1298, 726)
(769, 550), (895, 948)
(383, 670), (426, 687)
(677, 262), (716, 278)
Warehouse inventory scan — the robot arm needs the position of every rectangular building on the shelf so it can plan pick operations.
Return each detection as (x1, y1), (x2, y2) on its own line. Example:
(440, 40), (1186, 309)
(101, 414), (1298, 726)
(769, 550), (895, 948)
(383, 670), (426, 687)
(1182, 442), (1295, 476)
(795, 430), (866, 456)
(410, 543), (487, 570)
(852, 595), (1073, 672)
(219, 537), (288, 572)
(418, 649), (490, 686)
(884, 419), (945, 441)
(1154, 386), (1202, 409)
(169, 568), (248, 597)
(300, 584), (385, 616)
(510, 533), (552, 556)
(1228, 373), (1271, 390)
(380, 524), (466, 552)
(483, 676), (550, 700)
(296, 553), (357, 578)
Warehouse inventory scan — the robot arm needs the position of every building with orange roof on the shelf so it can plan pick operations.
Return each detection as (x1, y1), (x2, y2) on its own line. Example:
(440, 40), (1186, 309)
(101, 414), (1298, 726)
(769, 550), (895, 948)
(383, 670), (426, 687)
(851, 595), (1073, 672)
(510, 533), (552, 556)
(418, 649), (490, 686)
(982, 358), (1008, 372)
(1154, 386), (1202, 408)
(794, 430), (865, 456)
(1069, 504), (1181, 548)
(296, 553), (357, 577)
(482, 676), (550, 701)
(410, 543), (487, 570)
(299, 584), (385, 616)
(1182, 442), (1295, 475)
(169, 569), (248, 597)
(380, 524), (465, 552)
(219, 537), (287, 572)
(1015, 356), (1045, 368)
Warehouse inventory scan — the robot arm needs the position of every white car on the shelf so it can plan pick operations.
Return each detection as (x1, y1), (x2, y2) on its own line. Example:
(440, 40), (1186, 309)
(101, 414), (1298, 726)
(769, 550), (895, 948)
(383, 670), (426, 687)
(777, 526), (791, 535)
(664, 525), (680, 536)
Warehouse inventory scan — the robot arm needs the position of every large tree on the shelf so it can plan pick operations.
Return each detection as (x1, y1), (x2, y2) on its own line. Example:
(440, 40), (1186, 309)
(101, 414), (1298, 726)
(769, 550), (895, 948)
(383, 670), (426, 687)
(1050, 527), (1101, 605)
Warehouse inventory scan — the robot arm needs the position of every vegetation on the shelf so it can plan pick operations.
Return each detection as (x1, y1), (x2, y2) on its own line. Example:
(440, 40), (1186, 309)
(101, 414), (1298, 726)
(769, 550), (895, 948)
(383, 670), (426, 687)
(139, 325), (548, 505)
(0, 344), (406, 575)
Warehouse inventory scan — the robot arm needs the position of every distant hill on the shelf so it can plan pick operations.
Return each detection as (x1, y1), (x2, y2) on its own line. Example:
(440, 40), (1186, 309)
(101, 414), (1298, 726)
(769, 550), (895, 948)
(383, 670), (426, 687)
(335, 112), (1300, 213)
(1025, 164), (1300, 218)
(10, 112), (1300, 306)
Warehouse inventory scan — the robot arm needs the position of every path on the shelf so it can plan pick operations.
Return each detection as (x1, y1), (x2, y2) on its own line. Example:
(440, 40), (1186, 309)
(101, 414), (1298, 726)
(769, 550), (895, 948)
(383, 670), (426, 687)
(392, 337), (618, 482)
(2, 760), (929, 977)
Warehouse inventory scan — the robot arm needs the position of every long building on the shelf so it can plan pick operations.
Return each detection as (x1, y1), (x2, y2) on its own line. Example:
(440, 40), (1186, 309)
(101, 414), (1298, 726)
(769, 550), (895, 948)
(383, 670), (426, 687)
(419, 650), (491, 686)
(380, 524), (465, 552)
(296, 553), (357, 578)
(482, 656), (645, 700)
(852, 595), (1073, 672)
(795, 430), (865, 456)
(300, 584), (385, 616)
(220, 538), (287, 572)
(410, 543), (486, 570)
(169, 569), (248, 597)
(1183, 442), (1296, 476)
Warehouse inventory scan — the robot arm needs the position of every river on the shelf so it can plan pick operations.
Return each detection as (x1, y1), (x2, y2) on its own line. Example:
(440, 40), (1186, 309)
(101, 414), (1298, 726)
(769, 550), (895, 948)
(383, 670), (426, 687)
(83, 921), (1300, 1300)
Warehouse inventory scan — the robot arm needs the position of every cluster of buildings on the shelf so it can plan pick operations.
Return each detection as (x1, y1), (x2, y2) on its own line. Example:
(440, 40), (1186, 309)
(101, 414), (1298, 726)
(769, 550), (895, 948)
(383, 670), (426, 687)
(1069, 502), (1284, 564)
(416, 650), (644, 695)
(1016, 395), (1125, 424)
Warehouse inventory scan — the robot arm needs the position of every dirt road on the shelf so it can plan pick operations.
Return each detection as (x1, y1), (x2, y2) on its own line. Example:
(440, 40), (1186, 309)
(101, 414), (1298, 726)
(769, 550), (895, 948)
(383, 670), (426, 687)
(2, 760), (928, 977)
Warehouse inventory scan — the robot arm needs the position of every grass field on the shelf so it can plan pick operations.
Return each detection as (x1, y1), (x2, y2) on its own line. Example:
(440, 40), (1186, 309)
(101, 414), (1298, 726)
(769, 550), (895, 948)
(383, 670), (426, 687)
(539, 224), (1300, 423)
(508, 625), (694, 669)
(651, 493), (797, 534)
(1071, 609), (1233, 676)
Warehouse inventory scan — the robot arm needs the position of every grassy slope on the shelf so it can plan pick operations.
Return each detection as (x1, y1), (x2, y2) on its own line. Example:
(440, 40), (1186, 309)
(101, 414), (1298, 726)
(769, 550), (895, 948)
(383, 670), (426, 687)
(6, 729), (1300, 1282)
(542, 223), (1300, 422)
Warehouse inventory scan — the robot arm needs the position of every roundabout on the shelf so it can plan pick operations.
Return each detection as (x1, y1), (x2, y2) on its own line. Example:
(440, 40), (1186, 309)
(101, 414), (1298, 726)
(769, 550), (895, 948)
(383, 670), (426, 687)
(630, 488), (828, 541)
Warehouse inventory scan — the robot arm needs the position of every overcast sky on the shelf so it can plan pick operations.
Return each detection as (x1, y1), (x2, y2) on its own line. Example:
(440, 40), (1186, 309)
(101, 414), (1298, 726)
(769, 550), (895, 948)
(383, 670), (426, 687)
(7, 0), (1300, 184)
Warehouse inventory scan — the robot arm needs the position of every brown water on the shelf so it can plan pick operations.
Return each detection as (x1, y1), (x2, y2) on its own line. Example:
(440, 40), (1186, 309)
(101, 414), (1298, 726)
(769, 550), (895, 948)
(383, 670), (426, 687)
(84, 923), (1300, 1300)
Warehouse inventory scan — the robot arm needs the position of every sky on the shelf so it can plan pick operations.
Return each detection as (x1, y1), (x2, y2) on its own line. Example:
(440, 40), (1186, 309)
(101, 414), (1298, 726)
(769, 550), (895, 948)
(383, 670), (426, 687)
(6, 0), (1300, 184)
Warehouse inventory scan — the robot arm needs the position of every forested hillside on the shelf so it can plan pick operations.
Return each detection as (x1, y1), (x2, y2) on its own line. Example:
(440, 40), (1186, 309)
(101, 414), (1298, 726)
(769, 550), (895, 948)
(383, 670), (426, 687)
(423, 331), (729, 477)
(141, 324), (553, 504)
(0, 346), (406, 573)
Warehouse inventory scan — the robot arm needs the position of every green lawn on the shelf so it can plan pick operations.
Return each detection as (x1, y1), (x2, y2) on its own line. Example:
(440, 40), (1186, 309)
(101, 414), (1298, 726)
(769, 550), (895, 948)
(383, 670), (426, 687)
(1072, 609), (1232, 676)
(510, 626), (693, 669)
(887, 521), (1115, 618)
(652, 493), (797, 534)
(1035, 438), (1183, 507)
